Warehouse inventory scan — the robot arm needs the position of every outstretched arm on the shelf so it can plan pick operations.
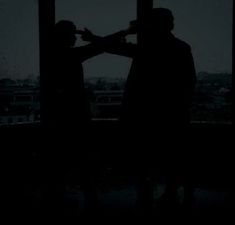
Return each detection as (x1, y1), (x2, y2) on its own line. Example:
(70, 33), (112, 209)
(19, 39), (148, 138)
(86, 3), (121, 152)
(80, 28), (137, 58)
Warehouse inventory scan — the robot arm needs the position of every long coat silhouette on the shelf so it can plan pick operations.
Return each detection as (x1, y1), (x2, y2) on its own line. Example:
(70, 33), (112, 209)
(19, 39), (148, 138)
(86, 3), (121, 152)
(105, 10), (197, 214)
(106, 32), (196, 131)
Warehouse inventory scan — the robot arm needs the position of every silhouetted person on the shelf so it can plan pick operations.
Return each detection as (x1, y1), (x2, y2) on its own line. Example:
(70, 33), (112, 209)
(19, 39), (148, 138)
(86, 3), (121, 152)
(47, 21), (103, 128)
(42, 20), (109, 217)
(47, 21), (128, 129)
(83, 8), (197, 215)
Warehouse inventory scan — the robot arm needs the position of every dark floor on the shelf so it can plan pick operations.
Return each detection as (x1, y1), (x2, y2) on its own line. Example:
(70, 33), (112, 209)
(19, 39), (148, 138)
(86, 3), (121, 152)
(1, 122), (233, 222)
(24, 175), (233, 223)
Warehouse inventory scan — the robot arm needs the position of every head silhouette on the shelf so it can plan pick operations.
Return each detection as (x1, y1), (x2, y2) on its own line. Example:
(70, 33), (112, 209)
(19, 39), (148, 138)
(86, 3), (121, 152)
(150, 8), (174, 33)
(54, 20), (78, 47)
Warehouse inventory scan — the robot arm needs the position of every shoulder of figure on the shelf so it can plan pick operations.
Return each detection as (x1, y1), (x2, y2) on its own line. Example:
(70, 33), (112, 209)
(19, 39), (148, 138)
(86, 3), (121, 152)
(174, 37), (191, 52)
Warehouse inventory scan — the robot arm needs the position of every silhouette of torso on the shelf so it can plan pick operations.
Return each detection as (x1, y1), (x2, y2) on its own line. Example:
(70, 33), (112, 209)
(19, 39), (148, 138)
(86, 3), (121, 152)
(120, 33), (196, 128)
(51, 47), (90, 127)
(47, 42), (105, 129)
(46, 32), (126, 129)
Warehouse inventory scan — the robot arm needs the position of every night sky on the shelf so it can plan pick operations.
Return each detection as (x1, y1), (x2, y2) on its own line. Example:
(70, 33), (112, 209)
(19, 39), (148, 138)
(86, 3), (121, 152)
(0, 0), (233, 79)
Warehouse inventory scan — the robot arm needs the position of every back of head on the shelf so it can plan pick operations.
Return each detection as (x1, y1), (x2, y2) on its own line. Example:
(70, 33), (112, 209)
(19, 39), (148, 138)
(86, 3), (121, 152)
(150, 8), (174, 32)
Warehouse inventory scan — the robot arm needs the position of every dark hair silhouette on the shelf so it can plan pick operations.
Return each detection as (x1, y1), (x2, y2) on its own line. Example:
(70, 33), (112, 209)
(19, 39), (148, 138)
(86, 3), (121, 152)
(150, 8), (174, 31)
(54, 20), (77, 33)
(52, 20), (78, 47)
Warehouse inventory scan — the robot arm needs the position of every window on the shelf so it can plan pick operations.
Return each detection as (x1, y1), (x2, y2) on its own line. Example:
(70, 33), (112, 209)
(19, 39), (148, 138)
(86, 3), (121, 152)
(38, 0), (233, 123)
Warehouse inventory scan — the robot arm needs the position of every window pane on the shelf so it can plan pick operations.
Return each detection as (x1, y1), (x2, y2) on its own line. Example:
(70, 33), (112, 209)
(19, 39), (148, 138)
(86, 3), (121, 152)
(0, 0), (40, 125)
